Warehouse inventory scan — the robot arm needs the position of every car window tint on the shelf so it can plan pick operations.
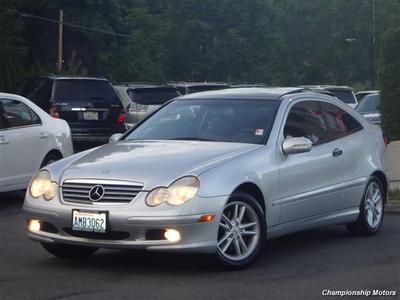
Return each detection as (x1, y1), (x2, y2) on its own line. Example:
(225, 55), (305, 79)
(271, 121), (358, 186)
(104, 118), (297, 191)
(320, 102), (363, 138)
(53, 80), (120, 104)
(0, 99), (34, 128)
(329, 90), (356, 104)
(355, 94), (379, 113)
(31, 109), (42, 125)
(128, 88), (180, 105)
(284, 101), (329, 145)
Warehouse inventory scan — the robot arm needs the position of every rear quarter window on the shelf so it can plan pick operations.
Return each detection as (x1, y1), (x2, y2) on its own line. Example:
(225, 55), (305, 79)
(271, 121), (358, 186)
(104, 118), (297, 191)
(319, 102), (363, 139)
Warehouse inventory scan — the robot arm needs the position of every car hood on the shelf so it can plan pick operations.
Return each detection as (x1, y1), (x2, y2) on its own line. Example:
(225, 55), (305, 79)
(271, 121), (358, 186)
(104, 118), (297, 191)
(59, 140), (261, 190)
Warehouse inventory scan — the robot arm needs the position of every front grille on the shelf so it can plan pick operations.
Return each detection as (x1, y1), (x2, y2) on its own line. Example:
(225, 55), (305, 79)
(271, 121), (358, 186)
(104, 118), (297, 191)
(61, 179), (143, 204)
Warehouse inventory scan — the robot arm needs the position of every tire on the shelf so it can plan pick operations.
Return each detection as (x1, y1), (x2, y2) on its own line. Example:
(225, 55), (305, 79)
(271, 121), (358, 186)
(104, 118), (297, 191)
(40, 153), (61, 168)
(41, 242), (98, 259)
(347, 177), (385, 236)
(215, 192), (266, 269)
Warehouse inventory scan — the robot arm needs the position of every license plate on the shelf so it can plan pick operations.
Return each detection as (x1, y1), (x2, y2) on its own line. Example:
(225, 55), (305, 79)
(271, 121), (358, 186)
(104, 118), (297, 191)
(72, 210), (107, 233)
(83, 111), (98, 120)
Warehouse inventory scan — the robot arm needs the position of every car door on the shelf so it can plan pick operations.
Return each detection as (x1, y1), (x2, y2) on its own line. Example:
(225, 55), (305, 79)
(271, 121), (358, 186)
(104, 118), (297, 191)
(319, 101), (366, 208)
(277, 100), (345, 223)
(0, 98), (45, 190)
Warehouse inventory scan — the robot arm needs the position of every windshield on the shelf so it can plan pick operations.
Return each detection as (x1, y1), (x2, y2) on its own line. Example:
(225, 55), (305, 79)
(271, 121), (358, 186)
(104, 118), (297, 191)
(329, 90), (356, 104)
(356, 94), (379, 113)
(128, 88), (180, 105)
(125, 99), (279, 144)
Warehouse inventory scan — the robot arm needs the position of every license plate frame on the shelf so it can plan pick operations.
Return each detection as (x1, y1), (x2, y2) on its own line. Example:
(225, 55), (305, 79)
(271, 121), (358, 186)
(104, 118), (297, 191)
(71, 210), (108, 233)
(83, 111), (99, 120)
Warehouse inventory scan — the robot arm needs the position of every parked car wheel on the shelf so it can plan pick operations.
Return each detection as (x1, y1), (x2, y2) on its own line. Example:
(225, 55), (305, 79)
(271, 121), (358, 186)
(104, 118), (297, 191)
(215, 192), (266, 269)
(347, 177), (385, 236)
(40, 153), (61, 168)
(41, 243), (98, 259)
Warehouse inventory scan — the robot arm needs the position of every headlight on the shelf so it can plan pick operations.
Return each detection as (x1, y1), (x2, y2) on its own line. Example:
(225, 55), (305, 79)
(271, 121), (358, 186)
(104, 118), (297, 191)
(146, 176), (199, 207)
(29, 170), (58, 201)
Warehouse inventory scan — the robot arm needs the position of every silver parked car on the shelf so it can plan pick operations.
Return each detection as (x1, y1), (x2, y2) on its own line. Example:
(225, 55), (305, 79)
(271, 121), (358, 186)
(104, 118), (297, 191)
(114, 84), (181, 129)
(23, 88), (387, 268)
(356, 93), (381, 124)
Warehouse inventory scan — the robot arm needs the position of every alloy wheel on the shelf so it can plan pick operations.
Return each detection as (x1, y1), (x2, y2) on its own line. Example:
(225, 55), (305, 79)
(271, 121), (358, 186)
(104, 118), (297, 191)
(217, 201), (260, 261)
(365, 181), (383, 229)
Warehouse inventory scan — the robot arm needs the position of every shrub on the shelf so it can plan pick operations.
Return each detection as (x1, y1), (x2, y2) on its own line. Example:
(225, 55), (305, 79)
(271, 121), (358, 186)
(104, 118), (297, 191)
(379, 28), (400, 141)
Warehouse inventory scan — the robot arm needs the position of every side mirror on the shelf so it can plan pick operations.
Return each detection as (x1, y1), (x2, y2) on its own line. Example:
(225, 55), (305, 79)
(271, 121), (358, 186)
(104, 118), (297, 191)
(282, 137), (312, 155)
(109, 133), (124, 143)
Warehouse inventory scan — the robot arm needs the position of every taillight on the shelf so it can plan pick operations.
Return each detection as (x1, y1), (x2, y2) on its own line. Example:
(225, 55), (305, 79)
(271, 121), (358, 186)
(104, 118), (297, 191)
(49, 106), (60, 118)
(383, 132), (389, 147)
(117, 110), (126, 124)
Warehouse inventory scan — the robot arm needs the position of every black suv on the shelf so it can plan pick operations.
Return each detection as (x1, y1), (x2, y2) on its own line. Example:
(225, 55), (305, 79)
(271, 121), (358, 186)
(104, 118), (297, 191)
(11, 74), (126, 145)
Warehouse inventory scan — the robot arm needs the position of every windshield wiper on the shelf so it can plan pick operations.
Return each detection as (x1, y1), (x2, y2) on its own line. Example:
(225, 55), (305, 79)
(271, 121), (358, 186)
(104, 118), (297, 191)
(169, 137), (215, 141)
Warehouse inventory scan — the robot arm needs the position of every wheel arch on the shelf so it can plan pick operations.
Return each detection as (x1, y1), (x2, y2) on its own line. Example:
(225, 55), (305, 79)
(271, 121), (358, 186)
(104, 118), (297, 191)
(231, 182), (266, 214)
(371, 170), (388, 202)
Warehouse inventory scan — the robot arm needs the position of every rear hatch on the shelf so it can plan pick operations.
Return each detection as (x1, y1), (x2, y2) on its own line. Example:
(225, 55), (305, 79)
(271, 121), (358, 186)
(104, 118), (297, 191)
(327, 89), (358, 107)
(126, 87), (180, 123)
(52, 79), (124, 136)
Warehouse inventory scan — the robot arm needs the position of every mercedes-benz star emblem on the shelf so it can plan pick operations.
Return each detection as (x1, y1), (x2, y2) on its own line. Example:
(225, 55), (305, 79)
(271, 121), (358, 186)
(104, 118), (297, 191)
(89, 185), (105, 202)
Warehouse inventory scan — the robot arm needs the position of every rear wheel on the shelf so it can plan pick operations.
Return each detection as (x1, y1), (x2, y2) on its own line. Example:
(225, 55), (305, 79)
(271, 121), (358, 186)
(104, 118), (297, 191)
(41, 243), (98, 259)
(347, 177), (385, 236)
(215, 192), (266, 269)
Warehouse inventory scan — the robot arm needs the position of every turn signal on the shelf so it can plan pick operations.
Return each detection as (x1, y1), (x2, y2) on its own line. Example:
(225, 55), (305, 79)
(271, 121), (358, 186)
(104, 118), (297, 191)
(198, 213), (215, 223)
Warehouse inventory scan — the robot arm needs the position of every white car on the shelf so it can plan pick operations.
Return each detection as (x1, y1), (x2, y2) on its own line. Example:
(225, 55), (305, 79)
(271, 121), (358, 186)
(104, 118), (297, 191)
(0, 93), (73, 192)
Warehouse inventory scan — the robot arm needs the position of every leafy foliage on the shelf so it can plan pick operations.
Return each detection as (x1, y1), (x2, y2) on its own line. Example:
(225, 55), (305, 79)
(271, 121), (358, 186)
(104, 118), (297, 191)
(379, 28), (400, 141)
(0, 0), (399, 90)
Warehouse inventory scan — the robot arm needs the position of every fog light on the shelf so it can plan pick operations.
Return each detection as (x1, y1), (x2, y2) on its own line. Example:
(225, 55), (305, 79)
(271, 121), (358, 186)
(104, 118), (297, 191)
(164, 229), (181, 242)
(28, 219), (41, 232)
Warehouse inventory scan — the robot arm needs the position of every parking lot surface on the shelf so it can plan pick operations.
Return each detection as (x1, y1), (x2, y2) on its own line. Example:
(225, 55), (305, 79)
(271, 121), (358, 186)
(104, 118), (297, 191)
(0, 191), (399, 300)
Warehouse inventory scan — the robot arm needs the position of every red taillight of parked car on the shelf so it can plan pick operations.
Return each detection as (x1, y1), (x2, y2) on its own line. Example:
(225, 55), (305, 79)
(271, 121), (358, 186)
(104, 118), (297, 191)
(383, 132), (389, 147)
(49, 106), (60, 118)
(117, 110), (126, 124)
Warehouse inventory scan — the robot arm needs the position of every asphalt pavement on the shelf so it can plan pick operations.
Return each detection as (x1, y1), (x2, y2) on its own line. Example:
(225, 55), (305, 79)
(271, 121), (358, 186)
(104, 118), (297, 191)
(0, 191), (399, 300)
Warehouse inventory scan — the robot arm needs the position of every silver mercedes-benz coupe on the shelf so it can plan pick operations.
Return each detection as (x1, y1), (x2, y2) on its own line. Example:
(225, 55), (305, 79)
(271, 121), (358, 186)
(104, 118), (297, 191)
(23, 88), (387, 268)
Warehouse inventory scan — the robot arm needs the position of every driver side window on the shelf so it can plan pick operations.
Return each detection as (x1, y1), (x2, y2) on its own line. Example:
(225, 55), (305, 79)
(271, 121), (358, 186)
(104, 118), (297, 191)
(284, 101), (330, 145)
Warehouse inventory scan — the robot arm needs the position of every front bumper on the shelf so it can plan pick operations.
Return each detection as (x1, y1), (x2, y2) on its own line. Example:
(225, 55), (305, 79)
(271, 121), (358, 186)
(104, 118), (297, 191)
(23, 194), (227, 253)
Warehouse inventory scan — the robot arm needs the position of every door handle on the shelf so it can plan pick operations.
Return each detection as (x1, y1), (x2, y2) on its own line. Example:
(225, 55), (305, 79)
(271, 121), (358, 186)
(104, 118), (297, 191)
(332, 148), (343, 157)
(40, 132), (48, 139)
(0, 136), (9, 145)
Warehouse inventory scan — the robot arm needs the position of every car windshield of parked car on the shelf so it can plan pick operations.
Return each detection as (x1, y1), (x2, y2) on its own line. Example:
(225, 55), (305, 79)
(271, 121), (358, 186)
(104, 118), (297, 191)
(128, 88), (180, 105)
(356, 94), (379, 113)
(125, 99), (279, 144)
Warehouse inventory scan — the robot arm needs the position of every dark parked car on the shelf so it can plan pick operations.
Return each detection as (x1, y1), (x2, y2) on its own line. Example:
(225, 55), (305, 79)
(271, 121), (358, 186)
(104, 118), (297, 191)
(114, 83), (181, 129)
(11, 74), (126, 145)
(355, 93), (381, 124)
(168, 82), (230, 95)
(300, 85), (358, 108)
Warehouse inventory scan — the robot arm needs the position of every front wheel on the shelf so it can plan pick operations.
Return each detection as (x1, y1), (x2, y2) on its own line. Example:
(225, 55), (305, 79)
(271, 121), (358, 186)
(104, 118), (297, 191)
(215, 192), (266, 269)
(347, 177), (385, 236)
(41, 242), (98, 259)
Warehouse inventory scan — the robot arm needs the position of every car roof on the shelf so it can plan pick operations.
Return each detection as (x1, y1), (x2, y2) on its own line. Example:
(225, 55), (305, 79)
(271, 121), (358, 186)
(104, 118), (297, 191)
(299, 85), (353, 91)
(176, 87), (304, 100)
(21, 74), (109, 81)
(355, 90), (379, 94)
(168, 82), (229, 87)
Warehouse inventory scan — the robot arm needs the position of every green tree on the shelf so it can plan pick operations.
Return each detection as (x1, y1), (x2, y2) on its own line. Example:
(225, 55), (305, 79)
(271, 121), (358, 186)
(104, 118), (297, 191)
(379, 28), (400, 141)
